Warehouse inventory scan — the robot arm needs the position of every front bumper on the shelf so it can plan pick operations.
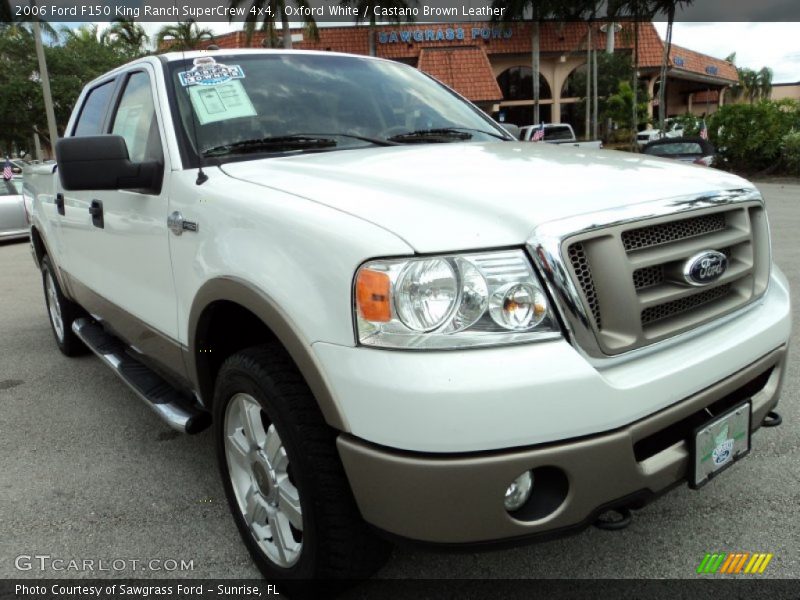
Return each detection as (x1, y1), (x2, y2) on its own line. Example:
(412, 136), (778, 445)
(338, 345), (786, 544)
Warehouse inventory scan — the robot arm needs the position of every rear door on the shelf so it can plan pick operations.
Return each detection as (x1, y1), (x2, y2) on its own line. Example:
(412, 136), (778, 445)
(64, 66), (185, 378)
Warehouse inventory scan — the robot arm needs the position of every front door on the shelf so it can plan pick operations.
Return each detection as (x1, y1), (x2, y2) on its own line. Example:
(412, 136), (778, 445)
(65, 66), (184, 378)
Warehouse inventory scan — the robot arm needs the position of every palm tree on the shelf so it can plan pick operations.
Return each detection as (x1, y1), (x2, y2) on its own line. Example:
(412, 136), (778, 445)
(728, 57), (773, 104)
(156, 20), (214, 52)
(756, 66), (773, 102)
(59, 24), (100, 45)
(339, 0), (417, 57)
(100, 18), (150, 55)
(227, 0), (318, 49)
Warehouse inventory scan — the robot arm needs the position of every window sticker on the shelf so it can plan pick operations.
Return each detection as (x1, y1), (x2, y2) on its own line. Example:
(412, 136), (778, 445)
(188, 80), (257, 125)
(179, 56), (245, 87)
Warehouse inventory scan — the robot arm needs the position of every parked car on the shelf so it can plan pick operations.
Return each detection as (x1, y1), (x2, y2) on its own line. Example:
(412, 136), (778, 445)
(25, 50), (790, 587)
(519, 123), (603, 148)
(0, 177), (28, 241)
(636, 119), (688, 148)
(643, 136), (716, 166)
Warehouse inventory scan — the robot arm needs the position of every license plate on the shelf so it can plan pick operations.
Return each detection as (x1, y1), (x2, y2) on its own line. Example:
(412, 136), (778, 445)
(690, 401), (751, 489)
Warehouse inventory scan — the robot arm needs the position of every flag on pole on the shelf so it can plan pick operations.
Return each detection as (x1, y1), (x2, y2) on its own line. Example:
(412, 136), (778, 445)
(2, 158), (12, 180)
(532, 123), (545, 142)
(699, 120), (709, 140)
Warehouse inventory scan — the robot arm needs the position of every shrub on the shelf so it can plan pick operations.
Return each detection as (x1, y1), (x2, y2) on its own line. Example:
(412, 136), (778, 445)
(780, 131), (800, 175)
(708, 100), (800, 174)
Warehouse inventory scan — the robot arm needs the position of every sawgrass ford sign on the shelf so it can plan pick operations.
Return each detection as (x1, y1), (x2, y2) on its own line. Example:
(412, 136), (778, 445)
(379, 26), (513, 44)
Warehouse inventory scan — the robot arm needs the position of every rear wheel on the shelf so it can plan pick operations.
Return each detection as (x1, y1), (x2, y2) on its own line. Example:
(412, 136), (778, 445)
(41, 255), (87, 357)
(213, 346), (391, 588)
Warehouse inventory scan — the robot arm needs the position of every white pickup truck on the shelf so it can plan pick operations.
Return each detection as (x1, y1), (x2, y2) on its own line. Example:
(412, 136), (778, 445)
(518, 123), (603, 148)
(25, 49), (790, 586)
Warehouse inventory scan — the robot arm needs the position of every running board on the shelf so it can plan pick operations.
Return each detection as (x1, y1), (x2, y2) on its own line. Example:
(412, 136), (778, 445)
(72, 318), (210, 434)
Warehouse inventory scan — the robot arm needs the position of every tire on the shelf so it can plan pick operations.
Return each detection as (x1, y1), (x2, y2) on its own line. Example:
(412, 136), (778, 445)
(213, 345), (391, 590)
(41, 255), (87, 357)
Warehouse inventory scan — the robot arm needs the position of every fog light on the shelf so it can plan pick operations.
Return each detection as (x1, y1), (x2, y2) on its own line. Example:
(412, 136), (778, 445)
(504, 471), (533, 512)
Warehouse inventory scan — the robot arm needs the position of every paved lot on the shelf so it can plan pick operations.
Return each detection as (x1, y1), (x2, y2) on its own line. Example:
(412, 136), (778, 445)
(0, 182), (798, 582)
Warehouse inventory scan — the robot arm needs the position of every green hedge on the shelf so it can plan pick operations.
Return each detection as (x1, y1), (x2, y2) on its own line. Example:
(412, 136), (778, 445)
(706, 100), (800, 175)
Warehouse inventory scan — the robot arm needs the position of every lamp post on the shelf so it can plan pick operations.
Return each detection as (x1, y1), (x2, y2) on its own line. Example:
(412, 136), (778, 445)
(32, 13), (58, 157)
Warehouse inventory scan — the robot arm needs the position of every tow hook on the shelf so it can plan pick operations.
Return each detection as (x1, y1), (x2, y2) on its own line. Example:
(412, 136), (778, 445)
(762, 411), (782, 428)
(593, 507), (633, 531)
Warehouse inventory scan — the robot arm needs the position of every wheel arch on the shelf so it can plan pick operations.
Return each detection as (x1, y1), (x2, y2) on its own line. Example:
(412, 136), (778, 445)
(188, 277), (349, 432)
(30, 225), (47, 265)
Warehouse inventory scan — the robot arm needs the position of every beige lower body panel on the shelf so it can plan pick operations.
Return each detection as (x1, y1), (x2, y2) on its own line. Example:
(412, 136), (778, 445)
(337, 346), (786, 544)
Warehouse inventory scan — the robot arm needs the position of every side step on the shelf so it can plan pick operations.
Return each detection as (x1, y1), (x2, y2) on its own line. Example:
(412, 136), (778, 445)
(72, 318), (210, 434)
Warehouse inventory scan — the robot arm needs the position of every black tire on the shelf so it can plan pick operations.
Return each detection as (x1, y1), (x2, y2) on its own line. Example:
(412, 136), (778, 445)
(213, 345), (391, 591)
(41, 255), (87, 357)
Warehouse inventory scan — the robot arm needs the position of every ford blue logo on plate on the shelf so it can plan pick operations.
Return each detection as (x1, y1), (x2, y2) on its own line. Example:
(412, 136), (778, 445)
(683, 250), (728, 286)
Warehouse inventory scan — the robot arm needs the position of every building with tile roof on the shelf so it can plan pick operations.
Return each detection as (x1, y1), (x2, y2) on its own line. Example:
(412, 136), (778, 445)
(202, 21), (740, 135)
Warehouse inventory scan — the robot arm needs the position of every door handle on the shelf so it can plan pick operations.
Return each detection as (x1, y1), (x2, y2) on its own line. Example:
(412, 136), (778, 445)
(55, 193), (64, 216)
(89, 199), (104, 229)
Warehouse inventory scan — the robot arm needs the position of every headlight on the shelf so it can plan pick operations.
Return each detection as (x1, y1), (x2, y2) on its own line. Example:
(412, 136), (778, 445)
(354, 250), (560, 349)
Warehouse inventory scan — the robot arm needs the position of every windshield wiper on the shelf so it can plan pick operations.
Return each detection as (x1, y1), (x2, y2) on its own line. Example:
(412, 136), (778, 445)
(202, 135), (337, 157)
(302, 132), (400, 147)
(387, 128), (473, 143)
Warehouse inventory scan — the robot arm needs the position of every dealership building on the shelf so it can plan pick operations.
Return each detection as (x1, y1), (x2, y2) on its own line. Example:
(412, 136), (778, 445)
(210, 21), (738, 133)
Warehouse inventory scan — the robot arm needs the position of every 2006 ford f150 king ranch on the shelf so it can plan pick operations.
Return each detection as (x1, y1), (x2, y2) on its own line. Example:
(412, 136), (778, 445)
(25, 50), (791, 583)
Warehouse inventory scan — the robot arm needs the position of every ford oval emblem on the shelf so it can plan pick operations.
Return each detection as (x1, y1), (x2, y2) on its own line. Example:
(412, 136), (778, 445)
(683, 250), (728, 286)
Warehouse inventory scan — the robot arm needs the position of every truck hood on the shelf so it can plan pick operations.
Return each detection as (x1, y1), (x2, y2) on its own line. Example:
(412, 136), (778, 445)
(221, 142), (753, 253)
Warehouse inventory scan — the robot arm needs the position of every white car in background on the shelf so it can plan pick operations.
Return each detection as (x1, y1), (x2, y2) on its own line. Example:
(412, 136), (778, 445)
(637, 120), (688, 148)
(0, 177), (28, 241)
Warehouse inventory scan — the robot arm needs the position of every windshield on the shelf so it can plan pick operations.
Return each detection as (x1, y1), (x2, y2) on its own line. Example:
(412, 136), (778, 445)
(544, 126), (573, 141)
(645, 142), (705, 156)
(168, 53), (508, 162)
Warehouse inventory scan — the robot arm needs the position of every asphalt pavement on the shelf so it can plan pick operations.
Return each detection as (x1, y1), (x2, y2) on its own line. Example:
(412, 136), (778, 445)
(0, 181), (798, 583)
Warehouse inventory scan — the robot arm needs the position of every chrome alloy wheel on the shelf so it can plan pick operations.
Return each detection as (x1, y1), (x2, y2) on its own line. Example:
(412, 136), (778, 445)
(224, 393), (303, 568)
(45, 271), (64, 342)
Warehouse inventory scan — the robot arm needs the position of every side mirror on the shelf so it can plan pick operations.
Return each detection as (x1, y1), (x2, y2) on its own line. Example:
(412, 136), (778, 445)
(55, 135), (162, 194)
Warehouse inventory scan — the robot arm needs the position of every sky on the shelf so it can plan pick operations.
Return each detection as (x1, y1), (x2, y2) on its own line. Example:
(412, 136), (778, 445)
(85, 21), (800, 83)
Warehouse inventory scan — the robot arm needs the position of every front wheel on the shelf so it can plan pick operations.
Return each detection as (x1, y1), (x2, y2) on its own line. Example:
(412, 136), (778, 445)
(213, 346), (390, 587)
(41, 255), (87, 357)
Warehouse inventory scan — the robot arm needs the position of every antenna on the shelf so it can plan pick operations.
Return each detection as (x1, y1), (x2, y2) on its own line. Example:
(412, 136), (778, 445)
(173, 10), (208, 185)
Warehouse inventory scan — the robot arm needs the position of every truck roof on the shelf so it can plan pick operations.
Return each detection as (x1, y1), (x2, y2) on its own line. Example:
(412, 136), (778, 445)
(158, 48), (381, 63)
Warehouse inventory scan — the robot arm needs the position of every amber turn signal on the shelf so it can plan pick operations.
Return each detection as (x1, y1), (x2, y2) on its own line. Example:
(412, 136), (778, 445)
(356, 269), (391, 322)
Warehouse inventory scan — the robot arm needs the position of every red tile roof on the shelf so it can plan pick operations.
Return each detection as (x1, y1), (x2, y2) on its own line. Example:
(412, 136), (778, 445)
(417, 46), (502, 102)
(667, 43), (738, 82)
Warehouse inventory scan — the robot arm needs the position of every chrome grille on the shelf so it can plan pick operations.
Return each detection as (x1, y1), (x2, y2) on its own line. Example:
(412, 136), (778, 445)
(641, 283), (732, 325)
(632, 265), (664, 290)
(621, 213), (726, 251)
(542, 194), (771, 357)
(567, 243), (602, 328)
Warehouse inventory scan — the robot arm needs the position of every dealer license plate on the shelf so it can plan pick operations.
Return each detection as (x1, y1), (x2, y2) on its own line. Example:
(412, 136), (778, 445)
(691, 401), (751, 489)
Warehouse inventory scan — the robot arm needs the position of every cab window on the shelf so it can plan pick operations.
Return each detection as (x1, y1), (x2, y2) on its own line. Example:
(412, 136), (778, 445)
(111, 71), (163, 163)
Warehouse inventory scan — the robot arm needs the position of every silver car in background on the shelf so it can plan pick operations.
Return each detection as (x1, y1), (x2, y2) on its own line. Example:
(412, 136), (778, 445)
(0, 177), (28, 241)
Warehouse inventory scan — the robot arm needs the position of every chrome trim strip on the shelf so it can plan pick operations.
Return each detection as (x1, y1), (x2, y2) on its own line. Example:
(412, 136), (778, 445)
(527, 188), (766, 360)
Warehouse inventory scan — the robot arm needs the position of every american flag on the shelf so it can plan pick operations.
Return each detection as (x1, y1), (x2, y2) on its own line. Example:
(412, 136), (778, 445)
(699, 120), (709, 140)
(2, 158), (12, 180)
(532, 124), (545, 142)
